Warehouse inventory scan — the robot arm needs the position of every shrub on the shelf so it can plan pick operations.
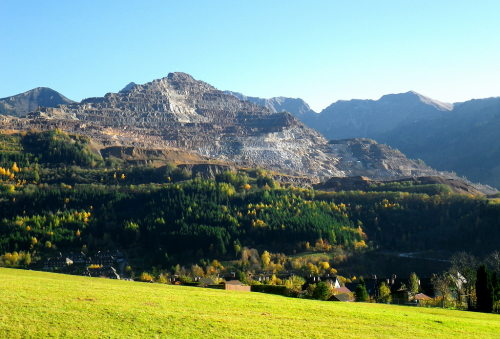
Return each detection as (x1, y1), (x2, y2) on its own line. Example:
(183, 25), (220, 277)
(251, 285), (289, 296)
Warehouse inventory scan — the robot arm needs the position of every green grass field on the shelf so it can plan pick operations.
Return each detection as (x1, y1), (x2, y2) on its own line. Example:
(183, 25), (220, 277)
(1, 268), (498, 338)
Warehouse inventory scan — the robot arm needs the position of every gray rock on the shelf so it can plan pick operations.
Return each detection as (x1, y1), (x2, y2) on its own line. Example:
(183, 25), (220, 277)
(2, 73), (460, 184)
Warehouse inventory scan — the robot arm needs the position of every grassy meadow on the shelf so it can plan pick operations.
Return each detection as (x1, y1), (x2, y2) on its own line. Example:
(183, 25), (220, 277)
(1, 268), (499, 338)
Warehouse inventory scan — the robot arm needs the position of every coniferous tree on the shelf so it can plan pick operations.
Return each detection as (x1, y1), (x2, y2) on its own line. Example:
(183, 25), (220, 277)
(476, 264), (494, 313)
(313, 281), (330, 301)
(355, 277), (369, 302)
(491, 271), (500, 313)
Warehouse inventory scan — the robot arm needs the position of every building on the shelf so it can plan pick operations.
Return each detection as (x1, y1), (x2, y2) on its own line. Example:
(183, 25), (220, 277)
(43, 257), (73, 270)
(224, 280), (251, 292)
(83, 266), (120, 279)
(328, 294), (355, 302)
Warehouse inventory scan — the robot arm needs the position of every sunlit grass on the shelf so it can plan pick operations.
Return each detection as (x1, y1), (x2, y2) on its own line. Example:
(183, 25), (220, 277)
(1, 268), (498, 338)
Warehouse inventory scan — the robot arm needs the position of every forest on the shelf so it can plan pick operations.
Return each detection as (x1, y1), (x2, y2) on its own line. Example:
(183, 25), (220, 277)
(0, 130), (499, 280)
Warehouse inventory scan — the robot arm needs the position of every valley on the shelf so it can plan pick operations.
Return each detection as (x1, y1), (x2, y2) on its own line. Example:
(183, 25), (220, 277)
(0, 73), (499, 312)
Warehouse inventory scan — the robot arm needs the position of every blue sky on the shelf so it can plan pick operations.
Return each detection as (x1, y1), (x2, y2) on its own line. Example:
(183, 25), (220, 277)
(1, 1), (499, 112)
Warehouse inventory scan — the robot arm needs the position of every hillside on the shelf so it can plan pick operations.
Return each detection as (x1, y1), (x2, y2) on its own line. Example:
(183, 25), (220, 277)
(0, 73), (449, 182)
(1, 268), (499, 339)
(0, 87), (74, 117)
(377, 97), (500, 188)
(0, 129), (500, 279)
(227, 90), (500, 190)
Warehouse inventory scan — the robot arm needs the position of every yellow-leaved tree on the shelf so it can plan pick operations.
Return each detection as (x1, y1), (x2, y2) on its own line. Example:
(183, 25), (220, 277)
(261, 250), (271, 269)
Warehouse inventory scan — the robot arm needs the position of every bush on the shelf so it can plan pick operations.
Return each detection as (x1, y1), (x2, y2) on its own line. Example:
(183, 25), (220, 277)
(251, 285), (288, 296)
(312, 281), (330, 300)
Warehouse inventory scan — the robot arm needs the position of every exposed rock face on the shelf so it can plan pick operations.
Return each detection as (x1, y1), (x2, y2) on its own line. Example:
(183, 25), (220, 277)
(224, 91), (317, 120)
(228, 89), (500, 190)
(0, 72), (461, 183)
(328, 139), (432, 178)
(0, 87), (74, 117)
(308, 91), (453, 140)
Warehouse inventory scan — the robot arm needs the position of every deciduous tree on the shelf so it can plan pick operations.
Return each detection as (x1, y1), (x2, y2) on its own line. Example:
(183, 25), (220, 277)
(432, 273), (452, 308)
(409, 272), (419, 296)
(378, 282), (392, 303)
(450, 252), (479, 310)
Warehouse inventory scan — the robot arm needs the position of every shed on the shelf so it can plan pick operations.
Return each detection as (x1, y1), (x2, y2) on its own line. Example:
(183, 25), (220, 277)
(224, 280), (250, 292)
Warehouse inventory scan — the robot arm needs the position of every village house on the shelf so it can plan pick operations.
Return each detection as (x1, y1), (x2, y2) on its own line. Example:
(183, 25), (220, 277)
(345, 274), (436, 303)
(59, 251), (87, 264)
(335, 286), (352, 294)
(85, 256), (114, 267)
(43, 257), (73, 270)
(83, 266), (120, 279)
(414, 293), (433, 304)
(328, 293), (355, 302)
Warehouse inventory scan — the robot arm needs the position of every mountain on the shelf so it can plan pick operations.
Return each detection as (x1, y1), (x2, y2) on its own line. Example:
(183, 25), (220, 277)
(0, 72), (451, 183)
(224, 90), (317, 120)
(308, 91), (453, 140)
(377, 97), (500, 188)
(0, 87), (74, 117)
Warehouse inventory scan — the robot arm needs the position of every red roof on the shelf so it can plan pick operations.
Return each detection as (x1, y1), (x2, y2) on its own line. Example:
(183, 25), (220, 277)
(415, 293), (432, 300)
(335, 287), (352, 294)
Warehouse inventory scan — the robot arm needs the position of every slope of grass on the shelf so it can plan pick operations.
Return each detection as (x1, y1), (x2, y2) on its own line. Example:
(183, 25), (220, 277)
(1, 268), (499, 338)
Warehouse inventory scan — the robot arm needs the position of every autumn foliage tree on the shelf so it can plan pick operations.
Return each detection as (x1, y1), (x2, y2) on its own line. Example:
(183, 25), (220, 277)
(378, 282), (392, 303)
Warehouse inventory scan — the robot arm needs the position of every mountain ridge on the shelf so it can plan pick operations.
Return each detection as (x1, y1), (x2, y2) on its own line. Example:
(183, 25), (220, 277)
(306, 90), (453, 140)
(226, 89), (500, 189)
(224, 90), (317, 118)
(0, 87), (74, 117)
(0, 72), (455, 184)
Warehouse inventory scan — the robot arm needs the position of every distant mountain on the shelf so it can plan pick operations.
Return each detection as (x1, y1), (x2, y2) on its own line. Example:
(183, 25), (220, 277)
(0, 87), (74, 117)
(377, 97), (500, 189)
(308, 91), (453, 140)
(224, 91), (317, 120)
(225, 89), (500, 190)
